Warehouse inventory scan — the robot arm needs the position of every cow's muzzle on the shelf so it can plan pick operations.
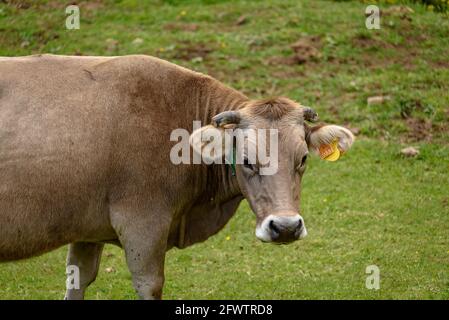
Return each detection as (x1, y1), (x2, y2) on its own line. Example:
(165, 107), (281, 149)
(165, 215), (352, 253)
(256, 214), (307, 243)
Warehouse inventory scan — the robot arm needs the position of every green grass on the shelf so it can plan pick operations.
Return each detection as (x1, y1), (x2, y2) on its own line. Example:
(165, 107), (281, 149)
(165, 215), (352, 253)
(0, 0), (448, 299)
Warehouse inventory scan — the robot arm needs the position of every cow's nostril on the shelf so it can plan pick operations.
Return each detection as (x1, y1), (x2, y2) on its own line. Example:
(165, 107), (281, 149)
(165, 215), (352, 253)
(269, 220), (279, 232)
(269, 220), (280, 239)
(297, 219), (303, 230)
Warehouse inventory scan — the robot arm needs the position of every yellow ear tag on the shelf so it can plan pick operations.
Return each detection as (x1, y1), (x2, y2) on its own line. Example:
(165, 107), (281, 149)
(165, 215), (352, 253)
(319, 139), (340, 162)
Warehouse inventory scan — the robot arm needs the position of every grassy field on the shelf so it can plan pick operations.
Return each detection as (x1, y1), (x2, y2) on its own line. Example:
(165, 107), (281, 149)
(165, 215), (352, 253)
(0, 0), (448, 299)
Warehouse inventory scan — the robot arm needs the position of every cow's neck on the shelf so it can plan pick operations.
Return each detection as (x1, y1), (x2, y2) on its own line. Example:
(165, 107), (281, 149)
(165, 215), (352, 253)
(175, 77), (248, 248)
(200, 164), (240, 203)
(194, 77), (248, 202)
(176, 163), (243, 249)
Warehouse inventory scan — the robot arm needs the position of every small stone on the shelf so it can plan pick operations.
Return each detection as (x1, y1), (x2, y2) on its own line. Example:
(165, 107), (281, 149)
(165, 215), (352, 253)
(132, 38), (144, 45)
(191, 56), (203, 63)
(367, 96), (391, 106)
(105, 267), (115, 273)
(401, 146), (419, 157)
(235, 15), (248, 26)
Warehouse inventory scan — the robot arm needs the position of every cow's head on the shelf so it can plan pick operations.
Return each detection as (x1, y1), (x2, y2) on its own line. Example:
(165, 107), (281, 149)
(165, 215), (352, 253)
(190, 98), (354, 244)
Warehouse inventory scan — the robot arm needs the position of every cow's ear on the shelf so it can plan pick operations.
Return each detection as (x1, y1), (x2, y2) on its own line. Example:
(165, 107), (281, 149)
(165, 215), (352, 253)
(189, 111), (240, 164)
(306, 124), (355, 161)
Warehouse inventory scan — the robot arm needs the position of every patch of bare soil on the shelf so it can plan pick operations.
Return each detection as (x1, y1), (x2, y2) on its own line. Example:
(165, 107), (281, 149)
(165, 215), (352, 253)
(235, 15), (249, 26)
(163, 23), (199, 32)
(381, 5), (414, 21)
(81, 1), (105, 12)
(432, 60), (449, 69)
(290, 36), (322, 64)
(352, 34), (394, 50)
(352, 33), (422, 70)
(1, 0), (31, 9)
(432, 120), (449, 138)
(405, 118), (433, 142)
(268, 36), (322, 65)
(271, 69), (306, 79)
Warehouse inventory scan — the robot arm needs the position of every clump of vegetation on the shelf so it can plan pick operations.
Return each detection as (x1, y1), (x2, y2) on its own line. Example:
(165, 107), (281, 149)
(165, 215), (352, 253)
(411, 0), (449, 12)
(397, 98), (435, 119)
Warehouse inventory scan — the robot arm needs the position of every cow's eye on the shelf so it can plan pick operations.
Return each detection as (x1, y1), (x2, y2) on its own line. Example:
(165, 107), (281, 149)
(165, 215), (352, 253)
(300, 154), (308, 167)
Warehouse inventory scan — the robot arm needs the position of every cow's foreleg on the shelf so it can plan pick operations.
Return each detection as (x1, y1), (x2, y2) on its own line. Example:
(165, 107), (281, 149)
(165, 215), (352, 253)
(111, 205), (170, 300)
(121, 227), (168, 300)
(125, 243), (166, 300)
(64, 242), (104, 300)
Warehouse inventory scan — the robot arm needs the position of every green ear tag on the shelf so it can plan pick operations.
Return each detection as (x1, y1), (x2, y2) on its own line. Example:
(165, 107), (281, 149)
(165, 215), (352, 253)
(231, 147), (236, 176)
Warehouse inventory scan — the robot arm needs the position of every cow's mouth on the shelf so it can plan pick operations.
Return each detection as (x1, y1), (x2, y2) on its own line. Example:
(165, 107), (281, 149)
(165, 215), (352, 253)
(255, 214), (307, 243)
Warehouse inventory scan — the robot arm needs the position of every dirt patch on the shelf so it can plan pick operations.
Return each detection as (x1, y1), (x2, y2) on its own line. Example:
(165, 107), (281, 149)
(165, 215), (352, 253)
(432, 60), (449, 69)
(163, 23), (199, 32)
(290, 36), (322, 64)
(83, 1), (105, 11)
(381, 5), (414, 21)
(1, 0), (31, 9)
(235, 15), (249, 26)
(432, 121), (449, 138)
(352, 34), (394, 50)
(266, 56), (297, 66)
(267, 36), (322, 65)
(271, 68), (306, 79)
(351, 33), (423, 70)
(328, 104), (340, 117)
(405, 118), (433, 142)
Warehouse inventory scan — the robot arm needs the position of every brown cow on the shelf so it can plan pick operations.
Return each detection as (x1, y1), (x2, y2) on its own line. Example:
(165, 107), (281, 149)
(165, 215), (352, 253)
(0, 54), (354, 299)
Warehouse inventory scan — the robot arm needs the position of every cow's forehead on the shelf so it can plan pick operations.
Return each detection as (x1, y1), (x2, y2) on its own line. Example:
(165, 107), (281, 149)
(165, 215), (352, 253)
(239, 119), (307, 161)
(239, 97), (309, 151)
(242, 97), (305, 122)
(245, 115), (307, 138)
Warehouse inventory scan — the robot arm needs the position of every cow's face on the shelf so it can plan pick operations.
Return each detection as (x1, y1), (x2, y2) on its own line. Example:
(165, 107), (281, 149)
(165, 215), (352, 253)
(190, 98), (354, 244)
